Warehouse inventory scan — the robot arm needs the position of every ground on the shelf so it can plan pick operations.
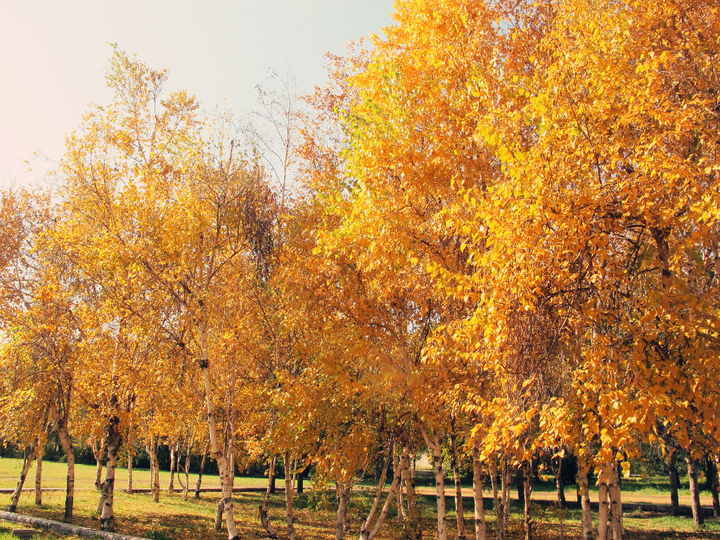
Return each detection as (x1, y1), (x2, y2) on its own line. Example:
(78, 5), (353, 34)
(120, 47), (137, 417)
(1, 458), (719, 539)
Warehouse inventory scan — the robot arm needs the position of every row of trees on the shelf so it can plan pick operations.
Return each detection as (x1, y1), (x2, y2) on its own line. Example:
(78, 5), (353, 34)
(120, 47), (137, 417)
(1, 0), (719, 539)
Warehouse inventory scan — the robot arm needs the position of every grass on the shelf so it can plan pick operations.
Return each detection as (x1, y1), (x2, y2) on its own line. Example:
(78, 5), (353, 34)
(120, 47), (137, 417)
(0, 458), (719, 539)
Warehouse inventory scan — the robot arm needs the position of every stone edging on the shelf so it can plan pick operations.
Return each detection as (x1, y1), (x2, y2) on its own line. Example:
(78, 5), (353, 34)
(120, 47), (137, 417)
(0, 510), (147, 540)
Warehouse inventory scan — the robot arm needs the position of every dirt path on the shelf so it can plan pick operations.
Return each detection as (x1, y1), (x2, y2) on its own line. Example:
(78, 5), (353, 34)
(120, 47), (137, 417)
(412, 485), (715, 508)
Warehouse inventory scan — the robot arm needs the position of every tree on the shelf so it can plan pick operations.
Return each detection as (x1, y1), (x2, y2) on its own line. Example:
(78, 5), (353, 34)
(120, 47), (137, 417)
(57, 47), (277, 537)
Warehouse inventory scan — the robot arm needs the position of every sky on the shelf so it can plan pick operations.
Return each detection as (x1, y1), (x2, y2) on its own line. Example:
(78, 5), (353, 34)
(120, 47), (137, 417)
(0, 0), (395, 188)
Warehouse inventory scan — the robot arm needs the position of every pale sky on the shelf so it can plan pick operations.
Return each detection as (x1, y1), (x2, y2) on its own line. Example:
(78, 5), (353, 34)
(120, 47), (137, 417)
(0, 0), (394, 188)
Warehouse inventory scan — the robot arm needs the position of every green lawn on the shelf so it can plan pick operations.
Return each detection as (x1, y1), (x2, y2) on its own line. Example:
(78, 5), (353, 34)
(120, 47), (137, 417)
(1, 458), (720, 539)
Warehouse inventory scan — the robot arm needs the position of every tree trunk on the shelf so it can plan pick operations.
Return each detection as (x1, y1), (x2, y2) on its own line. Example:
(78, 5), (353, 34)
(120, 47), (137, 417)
(56, 419), (75, 521)
(199, 307), (241, 540)
(168, 442), (176, 495)
(516, 466), (525, 505)
(35, 444), (43, 506)
(522, 460), (532, 540)
(268, 455), (277, 495)
(501, 456), (511, 534)
(668, 451), (680, 516)
(182, 440), (192, 501)
(259, 455), (278, 538)
(359, 443), (392, 540)
(489, 456), (506, 540)
(395, 444), (406, 524)
(705, 456), (719, 518)
(99, 415), (121, 531)
(404, 452), (421, 540)
(598, 463), (610, 540)
(284, 452), (297, 540)
(472, 441), (486, 540)
(360, 450), (407, 540)
(195, 441), (209, 498)
(687, 456), (704, 527)
(297, 464), (310, 494)
(423, 430), (448, 540)
(608, 461), (623, 540)
(9, 441), (35, 513)
(554, 454), (566, 508)
(335, 481), (351, 540)
(147, 438), (160, 503)
(578, 462), (593, 540)
(228, 432), (236, 489)
(92, 438), (105, 492)
(215, 499), (224, 531)
(451, 430), (467, 540)
(126, 428), (134, 495)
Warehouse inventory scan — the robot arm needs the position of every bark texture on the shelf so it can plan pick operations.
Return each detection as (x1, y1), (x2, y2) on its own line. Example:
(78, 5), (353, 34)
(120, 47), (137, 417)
(168, 442), (177, 495)
(522, 460), (533, 540)
(489, 457), (506, 540)
(706, 456), (720, 518)
(472, 442), (487, 540)
(259, 455), (278, 538)
(147, 439), (160, 503)
(553, 453), (566, 508)
(99, 415), (121, 531)
(284, 453), (297, 540)
(359, 451), (407, 540)
(35, 444), (43, 506)
(199, 307), (241, 540)
(335, 481), (351, 540)
(56, 419), (76, 521)
(608, 461), (623, 540)
(578, 464), (593, 540)
(451, 430), (467, 540)
(195, 442), (209, 498)
(9, 442), (35, 513)
(668, 452), (680, 516)
(426, 432), (448, 540)
(687, 456), (704, 527)
(92, 438), (105, 491)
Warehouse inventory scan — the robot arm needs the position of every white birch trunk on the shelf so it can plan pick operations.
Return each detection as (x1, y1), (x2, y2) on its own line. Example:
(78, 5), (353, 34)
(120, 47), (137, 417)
(404, 452), (421, 540)
(359, 443), (393, 539)
(9, 441), (35, 513)
(147, 439), (160, 503)
(608, 461), (623, 540)
(168, 442), (177, 495)
(182, 440), (192, 501)
(35, 444), (43, 506)
(195, 441), (209, 498)
(489, 456), (506, 540)
(472, 441), (486, 540)
(522, 460), (532, 540)
(687, 456), (704, 528)
(335, 481), (351, 540)
(93, 438), (104, 492)
(598, 463), (610, 540)
(284, 452), (297, 540)
(501, 456), (510, 535)
(422, 429), (448, 540)
(360, 451), (407, 540)
(259, 455), (278, 538)
(199, 302), (241, 540)
(578, 463), (593, 540)
(450, 431), (467, 540)
(126, 428), (133, 494)
(56, 419), (75, 521)
(394, 444), (406, 524)
(99, 416), (121, 531)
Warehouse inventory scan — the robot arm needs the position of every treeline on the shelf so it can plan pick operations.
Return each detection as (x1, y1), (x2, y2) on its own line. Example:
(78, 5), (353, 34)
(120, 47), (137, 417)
(1, 0), (719, 539)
